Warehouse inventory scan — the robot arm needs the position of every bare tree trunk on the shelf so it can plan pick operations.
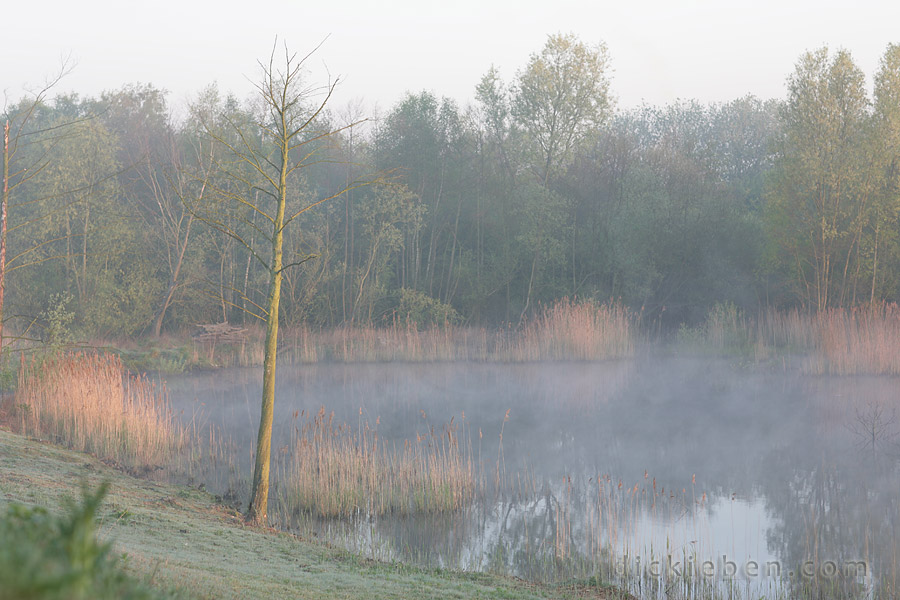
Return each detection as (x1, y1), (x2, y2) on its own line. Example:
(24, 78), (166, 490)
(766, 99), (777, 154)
(191, 45), (372, 527)
(870, 222), (880, 305)
(219, 235), (229, 322)
(425, 168), (445, 296)
(241, 194), (259, 325)
(247, 137), (287, 527)
(153, 213), (194, 337)
(341, 125), (355, 323)
(444, 196), (462, 304)
(0, 121), (8, 352)
(79, 204), (90, 307)
(520, 248), (539, 324)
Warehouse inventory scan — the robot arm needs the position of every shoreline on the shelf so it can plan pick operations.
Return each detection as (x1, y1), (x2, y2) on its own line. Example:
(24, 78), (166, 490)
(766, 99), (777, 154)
(0, 427), (627, 599)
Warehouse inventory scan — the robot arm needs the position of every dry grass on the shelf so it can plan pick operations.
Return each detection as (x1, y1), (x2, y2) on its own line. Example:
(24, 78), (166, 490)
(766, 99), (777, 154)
(684, 302), (900, 375)
(186, 300), (635, 367)
(802, 304), (900, 375)
(280, 407), (475, 518)
(14, 352), (183, 468)
(498, 299), (634, 362)
(754, 308), (821, 357)
(281, 320), (476, 363)
(754, 303), (900, 374)
(276, 300), (634, 365)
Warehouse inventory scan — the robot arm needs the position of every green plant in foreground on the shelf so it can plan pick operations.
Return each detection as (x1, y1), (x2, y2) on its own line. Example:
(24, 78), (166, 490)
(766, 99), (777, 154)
(0, 482), (184, 600)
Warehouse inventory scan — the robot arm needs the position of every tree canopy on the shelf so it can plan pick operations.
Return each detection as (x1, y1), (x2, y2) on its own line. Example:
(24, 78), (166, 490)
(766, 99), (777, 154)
(3, 37), (900, 349)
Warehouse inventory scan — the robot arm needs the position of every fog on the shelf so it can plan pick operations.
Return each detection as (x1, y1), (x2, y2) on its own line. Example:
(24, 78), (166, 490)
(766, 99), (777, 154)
(7, 1), (900, 112)
(5, 9), (900, 599)
(167, 356), (898, 597)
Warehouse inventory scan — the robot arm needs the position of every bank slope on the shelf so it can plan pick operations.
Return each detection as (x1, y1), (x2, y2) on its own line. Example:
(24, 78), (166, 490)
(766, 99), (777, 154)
(0, 428), (621, 600)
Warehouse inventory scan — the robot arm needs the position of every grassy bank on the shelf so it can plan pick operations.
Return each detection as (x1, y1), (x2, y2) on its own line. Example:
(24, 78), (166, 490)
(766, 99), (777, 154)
(0, 428), (626, 599)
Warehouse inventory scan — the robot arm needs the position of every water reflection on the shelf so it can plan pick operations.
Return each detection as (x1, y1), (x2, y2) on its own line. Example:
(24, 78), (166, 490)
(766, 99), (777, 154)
(166, 358), (899, 598)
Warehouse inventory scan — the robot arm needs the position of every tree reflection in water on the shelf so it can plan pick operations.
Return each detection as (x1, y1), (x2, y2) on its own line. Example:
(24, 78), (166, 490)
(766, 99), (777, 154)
(167, 358), (899, 598)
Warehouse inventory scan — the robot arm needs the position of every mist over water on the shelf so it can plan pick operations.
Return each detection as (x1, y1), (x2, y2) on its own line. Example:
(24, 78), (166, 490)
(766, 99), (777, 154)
(167, 357), (899, 597)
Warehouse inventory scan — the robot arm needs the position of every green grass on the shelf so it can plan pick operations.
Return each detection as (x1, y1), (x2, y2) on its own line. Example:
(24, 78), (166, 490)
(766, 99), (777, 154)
(0, 482), (188, 600)
(0, 428), (626, 599)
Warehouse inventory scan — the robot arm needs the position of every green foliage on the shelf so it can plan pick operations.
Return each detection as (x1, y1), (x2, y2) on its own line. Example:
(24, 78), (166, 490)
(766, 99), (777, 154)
(80, 261), (162, 337)
(7, 40), (900, 341)
(345, 184), (425, 324)
(40, 292), (75, 352)
(118, 345), (192, 374)
(0, 351), (17, 392)
(394, 288), (461, 327)
(703, 301), (751, 353)
(766, 46), (899, 310)
(514, 32), (612, 180)
(675, 322), (705, 348)
(674, 302), (752, 356)
(0, 482), (183, 600)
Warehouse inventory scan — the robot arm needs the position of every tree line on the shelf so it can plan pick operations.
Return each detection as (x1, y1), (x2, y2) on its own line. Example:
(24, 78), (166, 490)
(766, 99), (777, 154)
(3, 35), (900, 343)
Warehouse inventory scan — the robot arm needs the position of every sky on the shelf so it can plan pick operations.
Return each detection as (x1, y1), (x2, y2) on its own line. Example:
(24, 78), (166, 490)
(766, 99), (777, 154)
(4, 0), (900, 116)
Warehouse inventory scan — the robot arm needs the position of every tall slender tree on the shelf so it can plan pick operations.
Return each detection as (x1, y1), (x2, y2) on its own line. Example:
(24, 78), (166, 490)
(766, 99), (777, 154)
(188, 42), (371, 525)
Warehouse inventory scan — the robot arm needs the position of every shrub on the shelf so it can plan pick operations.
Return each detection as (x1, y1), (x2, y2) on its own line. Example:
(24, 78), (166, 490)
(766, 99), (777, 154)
(0, 483), (183, 600)
(393, 288), (461, 327)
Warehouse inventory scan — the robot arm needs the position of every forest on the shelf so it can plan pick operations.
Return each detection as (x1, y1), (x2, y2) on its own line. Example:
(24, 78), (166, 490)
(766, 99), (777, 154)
(3, 35), (900, 343)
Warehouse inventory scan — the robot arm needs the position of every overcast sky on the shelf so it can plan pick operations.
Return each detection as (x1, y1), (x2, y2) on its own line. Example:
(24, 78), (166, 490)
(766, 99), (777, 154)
(4, 0), (899, 116)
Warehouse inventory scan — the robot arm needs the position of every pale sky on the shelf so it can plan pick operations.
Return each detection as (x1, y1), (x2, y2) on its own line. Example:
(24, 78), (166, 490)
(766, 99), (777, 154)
(4, 0), (899, 116)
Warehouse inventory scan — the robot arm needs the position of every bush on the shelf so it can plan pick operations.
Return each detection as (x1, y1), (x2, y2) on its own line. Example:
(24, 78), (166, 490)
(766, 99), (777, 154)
(393, 288), (461, 327)
(0, 483), (183, 599)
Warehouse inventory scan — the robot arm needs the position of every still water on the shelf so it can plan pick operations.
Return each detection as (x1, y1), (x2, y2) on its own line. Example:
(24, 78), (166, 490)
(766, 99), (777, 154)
(167, 357), (899, 598)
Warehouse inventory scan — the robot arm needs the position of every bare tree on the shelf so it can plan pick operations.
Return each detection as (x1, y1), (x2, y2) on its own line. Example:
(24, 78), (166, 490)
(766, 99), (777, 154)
(847, 398), (898, 460)
(188, 42), (372, 525)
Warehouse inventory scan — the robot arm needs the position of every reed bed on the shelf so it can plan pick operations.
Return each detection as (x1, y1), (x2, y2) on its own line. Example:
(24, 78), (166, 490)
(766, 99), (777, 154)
(280, 407), (475, 518)
(15, 352), (183, 468)
(800, 304), (900, 375)
(189, 299), (635, 366)
(194, 321), (484, 365)
(688, 302), (900, 375)
(753, 303), (900, 374)
(497, 299), (634, 361)
(282, 320), (479, 363)
(754, 308), (820, 354)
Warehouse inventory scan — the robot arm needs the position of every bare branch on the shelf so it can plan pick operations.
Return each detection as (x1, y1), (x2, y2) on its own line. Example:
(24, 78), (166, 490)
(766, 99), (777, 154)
(277, 254), (317, 274)
(193, 282), (268, 321)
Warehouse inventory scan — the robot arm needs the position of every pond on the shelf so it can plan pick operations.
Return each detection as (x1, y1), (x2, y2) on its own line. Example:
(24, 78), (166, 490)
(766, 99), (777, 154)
(166, 357), (898, 598)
